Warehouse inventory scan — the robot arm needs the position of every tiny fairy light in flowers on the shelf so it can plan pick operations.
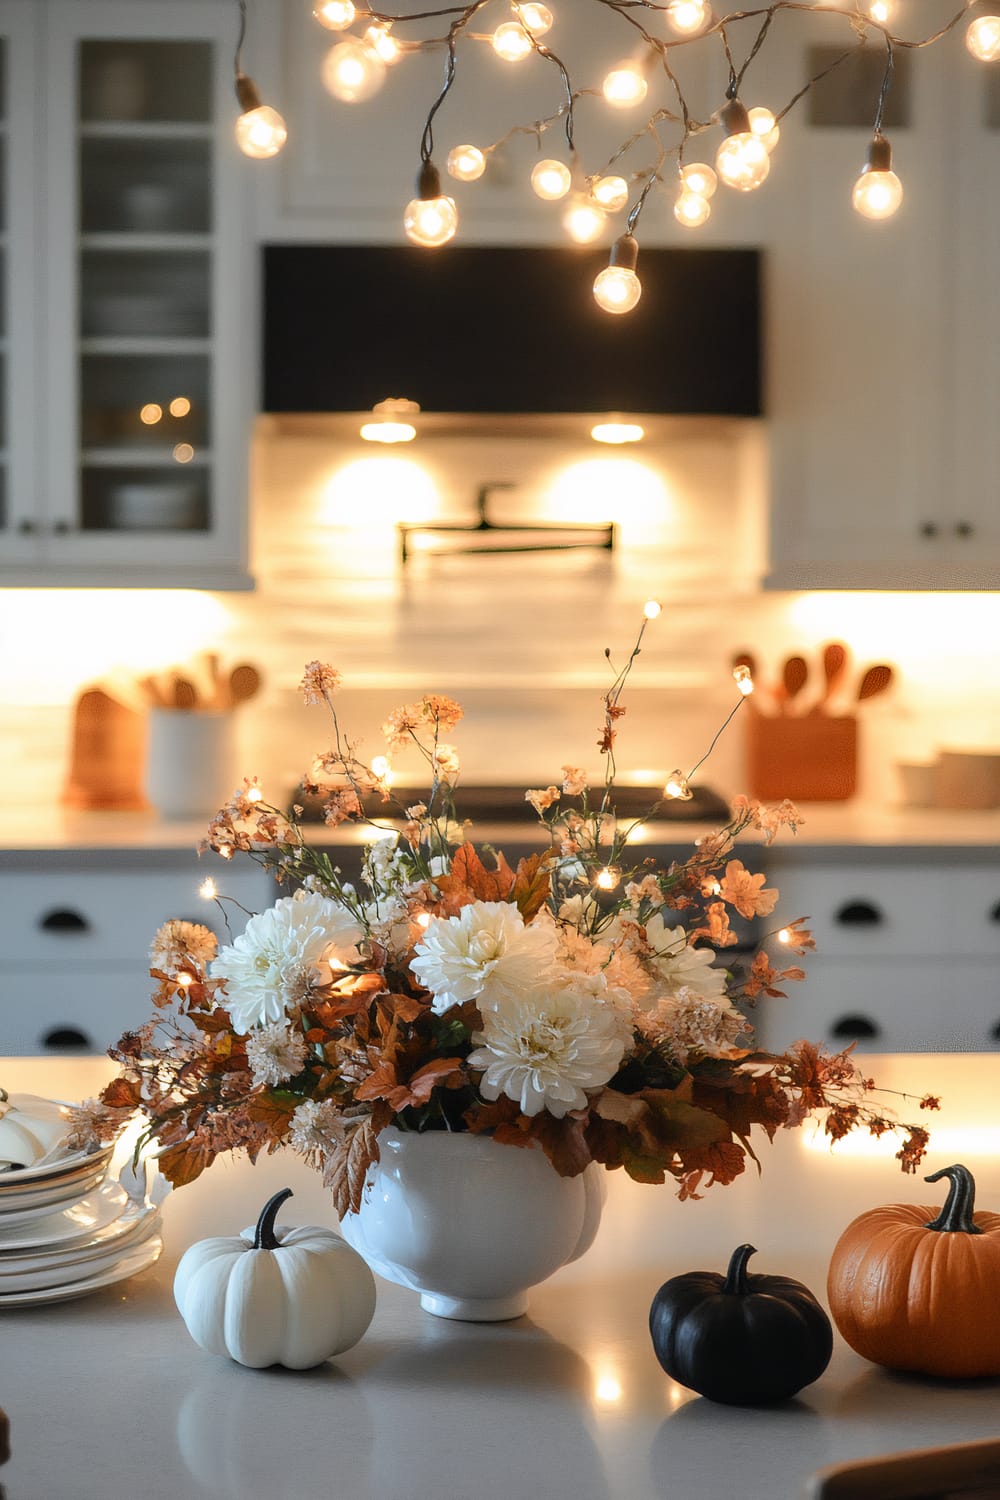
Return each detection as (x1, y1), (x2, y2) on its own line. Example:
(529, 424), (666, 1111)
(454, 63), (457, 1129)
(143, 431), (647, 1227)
(99, 611), (939, 1212)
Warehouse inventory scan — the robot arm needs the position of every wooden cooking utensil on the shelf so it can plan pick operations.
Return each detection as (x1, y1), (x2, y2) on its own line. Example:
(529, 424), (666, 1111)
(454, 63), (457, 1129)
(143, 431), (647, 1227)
(780, 655), (809, 714)
(808, 641), (848, 715)
(172, 676), (199, 710)
(857, 663), (894, 702)
(62, 689), (149, 810)
(228, 662), (261, 706)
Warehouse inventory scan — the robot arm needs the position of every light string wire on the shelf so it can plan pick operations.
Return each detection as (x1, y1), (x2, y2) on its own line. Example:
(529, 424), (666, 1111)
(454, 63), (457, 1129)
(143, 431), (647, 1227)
(241, 0), (979, 239)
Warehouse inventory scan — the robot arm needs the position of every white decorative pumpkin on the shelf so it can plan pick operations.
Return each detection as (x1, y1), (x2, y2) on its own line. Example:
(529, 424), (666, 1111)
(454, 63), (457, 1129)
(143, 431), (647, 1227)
(173, 1187), (376, 1370)
(0, 1091), (69, 1168)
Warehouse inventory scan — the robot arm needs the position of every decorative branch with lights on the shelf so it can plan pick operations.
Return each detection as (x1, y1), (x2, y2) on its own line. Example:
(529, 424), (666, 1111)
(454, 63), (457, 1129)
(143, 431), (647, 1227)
(234, 0), (995, 313)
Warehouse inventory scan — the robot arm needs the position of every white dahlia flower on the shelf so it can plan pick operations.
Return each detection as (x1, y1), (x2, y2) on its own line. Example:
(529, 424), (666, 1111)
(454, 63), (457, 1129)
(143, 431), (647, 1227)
(467, 980), (627, 1118)
(409, 900), (558, 1015)
(636, 913), (728, 1009)
(211, 890), (363, 1033)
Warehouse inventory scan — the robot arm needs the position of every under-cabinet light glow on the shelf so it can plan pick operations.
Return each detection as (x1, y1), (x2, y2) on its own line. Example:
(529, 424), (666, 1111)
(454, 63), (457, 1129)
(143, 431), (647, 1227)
(590, 422), (645, 444)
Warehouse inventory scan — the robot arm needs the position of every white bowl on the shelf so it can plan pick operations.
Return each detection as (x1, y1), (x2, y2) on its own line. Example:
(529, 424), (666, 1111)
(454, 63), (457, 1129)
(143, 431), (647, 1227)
(106, 481), (201, 530)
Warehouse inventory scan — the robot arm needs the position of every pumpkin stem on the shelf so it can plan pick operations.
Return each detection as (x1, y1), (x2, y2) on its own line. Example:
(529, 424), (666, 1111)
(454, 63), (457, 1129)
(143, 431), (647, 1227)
(924, 1164), (982, 1235)
(253, 1187), (294, 1250)
(722, 1242), (758, 1295)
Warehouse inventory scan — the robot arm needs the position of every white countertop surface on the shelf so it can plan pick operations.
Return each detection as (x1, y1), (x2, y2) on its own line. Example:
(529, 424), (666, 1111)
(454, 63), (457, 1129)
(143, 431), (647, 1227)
(3, 802), (1000, 854)
(2, 1054), (999, 1500)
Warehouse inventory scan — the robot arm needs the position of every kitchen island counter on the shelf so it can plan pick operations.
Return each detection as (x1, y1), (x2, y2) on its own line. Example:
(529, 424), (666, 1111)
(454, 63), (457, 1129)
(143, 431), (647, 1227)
(1, 1054), (998, 1500)
(4, 800), (1000, 854)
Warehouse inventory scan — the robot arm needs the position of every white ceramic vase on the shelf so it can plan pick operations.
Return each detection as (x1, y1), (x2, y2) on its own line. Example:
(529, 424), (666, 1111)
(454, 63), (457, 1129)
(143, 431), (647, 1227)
(339, 1127), (606, 1322)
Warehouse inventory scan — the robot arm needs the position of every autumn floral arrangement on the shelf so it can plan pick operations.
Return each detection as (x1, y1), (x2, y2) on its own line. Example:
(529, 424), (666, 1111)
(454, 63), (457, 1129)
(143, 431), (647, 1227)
(85, 615), (936, 1213)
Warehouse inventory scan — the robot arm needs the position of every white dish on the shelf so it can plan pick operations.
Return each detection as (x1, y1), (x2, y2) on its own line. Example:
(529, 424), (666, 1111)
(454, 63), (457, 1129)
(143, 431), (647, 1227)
(0, 1163), (108, 1217)
(0, 1216), (161, 1293)
(0, 1199), (159, 1267)
(0, 1235), (162, 1307)
(106, 481), (202, 530)
(0, 1141), (113, 1187)
(0, 1178), (128, 1236)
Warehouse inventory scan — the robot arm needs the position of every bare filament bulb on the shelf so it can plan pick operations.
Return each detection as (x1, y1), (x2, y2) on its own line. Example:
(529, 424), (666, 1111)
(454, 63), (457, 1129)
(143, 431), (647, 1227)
(602, 62), (647, 107)
(321, 40), (386, 102)
(531, 159), (572, 200)
(447, 144), (486, 182)
(313, 0), (356, 29)
(492, 21), (533, 60)
(667, 0), (708, 34)
(590, 174), (629, 211)
(404, 162), (458, 247)
(516, 2), (553, 35)
(966, 15), (1000, 59)
(747, 106), (780, 154)
(562, 197), (606, 242)
(680, 162), (717, 198)
(852, 135), (903, 220)
(674, 190), (711, 227)
(593, 235), (641, 315)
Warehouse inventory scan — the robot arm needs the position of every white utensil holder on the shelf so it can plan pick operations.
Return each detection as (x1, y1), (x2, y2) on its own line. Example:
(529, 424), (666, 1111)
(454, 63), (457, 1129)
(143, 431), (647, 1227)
(146, 709), (235, 821)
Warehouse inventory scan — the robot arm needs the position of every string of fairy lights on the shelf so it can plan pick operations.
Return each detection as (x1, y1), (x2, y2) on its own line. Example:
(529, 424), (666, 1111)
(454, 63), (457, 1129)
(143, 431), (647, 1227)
(233, 0), (1000, 315)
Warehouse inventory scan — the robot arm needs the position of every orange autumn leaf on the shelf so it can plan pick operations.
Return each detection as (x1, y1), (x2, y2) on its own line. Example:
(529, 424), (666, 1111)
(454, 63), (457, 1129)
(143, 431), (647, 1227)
(434, 843), (515, 906)
(99, 1076), (142, 1111)
(156, 1136), (216, 1189)
(510, 850), (555, 922)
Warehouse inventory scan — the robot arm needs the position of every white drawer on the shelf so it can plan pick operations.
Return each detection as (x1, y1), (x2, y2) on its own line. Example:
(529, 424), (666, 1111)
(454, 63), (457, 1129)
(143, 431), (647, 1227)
(767, 860), (1000, 958)
(752, 957), (1000, 1054)
(0, 861), (272, 968)
(0, 970), (154, 1055)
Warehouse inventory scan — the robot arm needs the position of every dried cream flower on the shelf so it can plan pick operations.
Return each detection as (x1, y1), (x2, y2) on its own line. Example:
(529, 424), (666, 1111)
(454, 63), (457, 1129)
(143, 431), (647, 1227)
(149, 920), (218, 978)
(245, 1021), (310, 1087)
(300, 661), (342, 704)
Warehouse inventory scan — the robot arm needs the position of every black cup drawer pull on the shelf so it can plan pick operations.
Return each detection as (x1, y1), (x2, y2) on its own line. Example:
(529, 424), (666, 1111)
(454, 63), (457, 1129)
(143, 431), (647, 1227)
(38, 907), (91, 934)
(990, 902), (1000, 924)
(834, 900), (884, 926)
(830, 1014), (882, 1040)
(42, 1026), (93, 1050)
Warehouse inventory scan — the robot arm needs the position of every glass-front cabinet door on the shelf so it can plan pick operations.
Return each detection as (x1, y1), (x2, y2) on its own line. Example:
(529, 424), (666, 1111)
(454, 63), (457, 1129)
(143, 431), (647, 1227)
(0, 0), (252, 588)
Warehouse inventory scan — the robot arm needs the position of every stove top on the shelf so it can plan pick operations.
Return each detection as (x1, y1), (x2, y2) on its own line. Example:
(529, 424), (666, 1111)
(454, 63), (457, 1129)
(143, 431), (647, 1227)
(292, 783), (731, 824)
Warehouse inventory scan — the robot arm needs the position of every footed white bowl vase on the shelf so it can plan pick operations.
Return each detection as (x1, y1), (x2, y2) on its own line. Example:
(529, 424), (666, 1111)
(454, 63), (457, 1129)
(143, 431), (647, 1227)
(340, 1127), (606, 1321)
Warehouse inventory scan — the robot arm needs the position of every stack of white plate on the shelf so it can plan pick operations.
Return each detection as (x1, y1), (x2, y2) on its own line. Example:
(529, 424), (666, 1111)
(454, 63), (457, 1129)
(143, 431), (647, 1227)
(0, 1105), (162, 1308)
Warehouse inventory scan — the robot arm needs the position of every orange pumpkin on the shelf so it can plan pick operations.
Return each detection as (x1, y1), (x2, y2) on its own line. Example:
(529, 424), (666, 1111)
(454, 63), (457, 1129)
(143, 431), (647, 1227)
(827, 1163), (1000, 1378)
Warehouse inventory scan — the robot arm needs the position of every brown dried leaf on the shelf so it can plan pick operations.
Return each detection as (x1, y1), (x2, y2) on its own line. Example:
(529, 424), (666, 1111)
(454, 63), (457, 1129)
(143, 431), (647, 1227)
(324, 1119), (379, 1218)
(156, 1136), (216, 1189)
(434, 843), (516, 906)
(510, 850), (555, 922)
(99, 1076), (142, 1111)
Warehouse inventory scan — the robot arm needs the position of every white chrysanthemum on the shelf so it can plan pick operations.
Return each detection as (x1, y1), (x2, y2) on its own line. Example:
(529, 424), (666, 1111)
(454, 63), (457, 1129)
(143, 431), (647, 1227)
(288, 1098), (345, 1164)
(149, 919), (217, 977)
(409, 900), (558, 1014)
(636, 913), (728, 1009)
(245, 1021), (309, 1087)
(467, 980), (627, 1118)
(211, 890), (363, 1033)
(639, 990), (748, 1064)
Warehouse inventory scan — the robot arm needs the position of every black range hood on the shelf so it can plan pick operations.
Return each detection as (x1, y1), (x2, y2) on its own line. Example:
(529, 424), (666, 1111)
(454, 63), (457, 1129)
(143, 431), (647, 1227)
(263, 245), (762, 417)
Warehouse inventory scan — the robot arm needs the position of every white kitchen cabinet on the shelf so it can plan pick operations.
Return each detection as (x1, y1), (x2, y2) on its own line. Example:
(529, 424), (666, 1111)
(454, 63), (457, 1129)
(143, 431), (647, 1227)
(0, 850), (272, 1054)
(0, 0), (254, 589)
(756, 850), (1000, 1052)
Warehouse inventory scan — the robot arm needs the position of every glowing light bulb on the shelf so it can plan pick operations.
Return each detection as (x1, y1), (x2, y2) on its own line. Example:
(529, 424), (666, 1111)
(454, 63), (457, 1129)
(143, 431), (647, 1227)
(748, 106), (780, 153)
(595, 866), (621, 891)
(733, 665), (754, 696)
(321, 40), (386, 102)
(852, 134), (903, 220)
(176, 970), (194, 988)
(172, 443), (195, 463)
(234, 103), (288, 160)
(869, 0), (891, 21)
(415, 911), (432, 928)
(591, 421), (644, 444)
(674, 189), (711, 227)
(370, 754), (391, 779)
(169, 396), (191, 418)
(777, 927), (791, 943)
(643, 599), (662, 618)
(680, 162), (717, 198)
(139, 403), (162, 425)
(664, 770), (692, 800)
(602, 62), (647, 108)
(364, 23), (401, 64)
(492, 21), (533, 61)
(590, 174), (629, 211)
(562, 196), (606, 243)
(593, 234), (641, 315)
(715, 100), (770, 191)
(966, 14), (1000, 60)
(531, 158), (572, 200)
(246, 784), (264, 803)
(517, 2), (553, 35)
(404, 163), (458, 246)
(313, 0), (356, 29)
(667, 0), (708, 34)
(199, 877), (218, 900)
(447, 144), (486, 182)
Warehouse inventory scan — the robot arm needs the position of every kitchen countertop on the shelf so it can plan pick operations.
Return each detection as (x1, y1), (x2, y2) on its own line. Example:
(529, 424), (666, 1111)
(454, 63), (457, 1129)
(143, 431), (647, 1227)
(3, 802), (1000, 854)
(2, 1053), (999, 1500)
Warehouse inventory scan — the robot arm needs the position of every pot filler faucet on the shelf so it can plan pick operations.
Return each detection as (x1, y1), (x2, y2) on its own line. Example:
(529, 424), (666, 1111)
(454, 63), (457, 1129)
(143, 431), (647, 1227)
(397, 482), (616, 564)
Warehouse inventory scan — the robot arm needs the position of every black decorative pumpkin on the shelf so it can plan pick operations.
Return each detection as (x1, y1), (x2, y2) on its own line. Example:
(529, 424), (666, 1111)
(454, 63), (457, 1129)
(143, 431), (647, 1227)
(648, 1243), (833, 1405)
